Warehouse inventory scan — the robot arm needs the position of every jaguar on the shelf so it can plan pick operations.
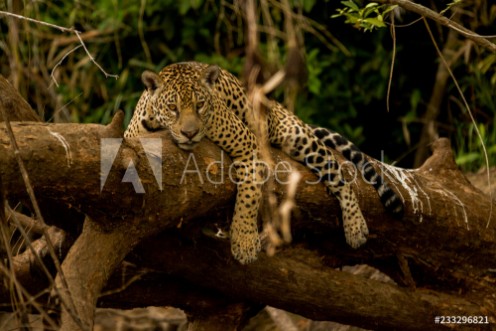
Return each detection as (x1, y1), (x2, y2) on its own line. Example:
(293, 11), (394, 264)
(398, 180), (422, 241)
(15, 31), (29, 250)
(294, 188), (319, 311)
(124, 61), (403, 264)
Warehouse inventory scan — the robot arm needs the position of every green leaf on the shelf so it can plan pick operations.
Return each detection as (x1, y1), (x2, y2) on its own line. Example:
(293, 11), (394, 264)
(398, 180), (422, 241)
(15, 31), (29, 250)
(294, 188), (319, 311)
(364, 17), (386, 28)
(382, 5), (398, 15)
(477, 54), (496, 73)
(341, 0), (359, 11)
(365, 2), (379, 9)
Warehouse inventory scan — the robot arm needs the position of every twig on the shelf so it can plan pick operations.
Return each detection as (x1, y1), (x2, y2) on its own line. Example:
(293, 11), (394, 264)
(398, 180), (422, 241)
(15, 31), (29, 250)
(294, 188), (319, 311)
(0, 204), (28, 329)
(0, 104), (46, 228)
(0, 10), (119, 82)
(386, 14), (396, 112)
(50, 44), (82, 87)
(261, 69), (285, 95)
(0, 11), (75, 33)
(278, 171), (301, 243)
(260, 0), (281, 64)
(99, 263), (153, 298)
(0, 263), (59, 330)
(5, 208), (48, 234)
(372, 0), (496, 53)
(422, 18), (493, 227)
(245, 0), (258, 57)
(51, 29), (108, 47)
(266, 0), (351, 56)
(74, 31), (119, 80)
(0, 101), (82, 328)
(281, 0), (296, 49)
(138, 0), (152, 64)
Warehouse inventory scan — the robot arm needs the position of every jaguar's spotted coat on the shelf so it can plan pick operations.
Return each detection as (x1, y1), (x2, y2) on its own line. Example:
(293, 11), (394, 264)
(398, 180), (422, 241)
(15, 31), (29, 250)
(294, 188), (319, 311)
(124, 61), (403, 264)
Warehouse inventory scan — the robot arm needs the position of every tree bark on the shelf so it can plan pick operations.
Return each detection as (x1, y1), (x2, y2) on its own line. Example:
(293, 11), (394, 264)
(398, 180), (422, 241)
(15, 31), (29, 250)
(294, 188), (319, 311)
(0, 75), (41, 123)
(1, 72), (495, 331)
(1, 111), (495, 330)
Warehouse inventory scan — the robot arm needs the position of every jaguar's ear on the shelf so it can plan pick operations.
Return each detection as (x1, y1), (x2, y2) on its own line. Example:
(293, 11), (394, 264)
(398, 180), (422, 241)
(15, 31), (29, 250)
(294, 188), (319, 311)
(142, 71), (162, 93)
(202, 65), (220, 88)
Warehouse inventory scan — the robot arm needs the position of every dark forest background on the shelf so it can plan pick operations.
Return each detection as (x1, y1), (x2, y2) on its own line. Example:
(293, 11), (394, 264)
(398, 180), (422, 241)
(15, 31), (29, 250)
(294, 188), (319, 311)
(1, 0), (495, 170)
(1, 2), (496, 330)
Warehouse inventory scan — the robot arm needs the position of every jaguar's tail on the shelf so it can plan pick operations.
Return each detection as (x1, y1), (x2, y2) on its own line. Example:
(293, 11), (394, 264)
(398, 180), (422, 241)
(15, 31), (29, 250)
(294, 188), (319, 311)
(312, 126), (404, 217)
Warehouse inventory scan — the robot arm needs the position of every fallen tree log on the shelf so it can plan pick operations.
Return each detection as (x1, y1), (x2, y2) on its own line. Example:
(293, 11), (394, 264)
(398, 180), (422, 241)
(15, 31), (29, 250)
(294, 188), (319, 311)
(0, 109), (495, 330)
(1, 74), (495, 330)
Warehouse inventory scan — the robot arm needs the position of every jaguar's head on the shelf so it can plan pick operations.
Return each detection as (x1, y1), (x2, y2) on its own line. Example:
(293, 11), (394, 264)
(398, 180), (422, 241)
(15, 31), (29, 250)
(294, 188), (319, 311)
(138, 63), (220, 150)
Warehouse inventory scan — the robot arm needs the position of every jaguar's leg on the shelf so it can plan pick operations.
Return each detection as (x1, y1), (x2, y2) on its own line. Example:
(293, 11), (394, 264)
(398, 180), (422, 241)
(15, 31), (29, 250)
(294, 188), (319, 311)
(228, 161), (264, 264)
(206, 108), (265, 264)
(268, 103), (368, 248)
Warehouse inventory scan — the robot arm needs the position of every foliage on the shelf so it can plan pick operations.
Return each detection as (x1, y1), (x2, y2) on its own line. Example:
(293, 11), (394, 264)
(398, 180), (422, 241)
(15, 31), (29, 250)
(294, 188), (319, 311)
(452, 64), (496, 172)
(0, 0), (495, 170)
(332, 1), (397, 32)
(332, 0), (496, 169)
(455, 122), (496, 172)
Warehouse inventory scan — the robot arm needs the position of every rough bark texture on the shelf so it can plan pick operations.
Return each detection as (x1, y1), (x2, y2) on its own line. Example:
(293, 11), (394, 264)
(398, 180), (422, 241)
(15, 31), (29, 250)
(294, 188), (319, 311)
(0, 75), (41, 123)
(1, 78), (495, 330)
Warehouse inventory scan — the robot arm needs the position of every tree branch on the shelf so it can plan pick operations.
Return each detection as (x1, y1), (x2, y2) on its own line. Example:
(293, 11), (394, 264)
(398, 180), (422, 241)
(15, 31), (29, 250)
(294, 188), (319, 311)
(0, 114), (495, 329)
(373, 0), (496, 53)
(0, 76), (41, 122)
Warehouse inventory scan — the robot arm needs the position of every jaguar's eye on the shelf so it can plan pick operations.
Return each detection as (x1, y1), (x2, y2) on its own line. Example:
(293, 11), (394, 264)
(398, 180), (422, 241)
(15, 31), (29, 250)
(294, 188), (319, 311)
(196, 101), (205, 110)
(167, 104), (177, 112)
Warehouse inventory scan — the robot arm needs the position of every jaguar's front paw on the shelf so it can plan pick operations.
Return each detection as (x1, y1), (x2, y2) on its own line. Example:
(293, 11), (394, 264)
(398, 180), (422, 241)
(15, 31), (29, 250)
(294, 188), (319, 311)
(230, 229), (261, 264)
(343, 210), (369, 249)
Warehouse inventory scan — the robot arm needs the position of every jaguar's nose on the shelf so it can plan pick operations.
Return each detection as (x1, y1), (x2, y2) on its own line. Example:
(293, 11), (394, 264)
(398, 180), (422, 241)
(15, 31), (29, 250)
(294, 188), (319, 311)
(181, 128), (199, 139)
